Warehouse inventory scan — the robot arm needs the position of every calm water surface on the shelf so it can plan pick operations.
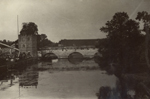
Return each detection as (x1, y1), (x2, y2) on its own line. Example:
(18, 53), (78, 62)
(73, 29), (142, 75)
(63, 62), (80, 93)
(0, 59), (117, 99)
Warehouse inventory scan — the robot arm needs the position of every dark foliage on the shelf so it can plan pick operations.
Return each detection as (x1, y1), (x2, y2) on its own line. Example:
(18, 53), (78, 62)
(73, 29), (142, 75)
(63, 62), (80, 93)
(98, 12), (145, 76)
(20, 22), (38, 35)
(136, 11), (150, 70)
(37, 34), (55, 49)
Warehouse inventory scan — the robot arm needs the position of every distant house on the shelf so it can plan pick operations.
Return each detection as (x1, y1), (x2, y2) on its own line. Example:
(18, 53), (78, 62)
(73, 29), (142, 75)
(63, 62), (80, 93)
(0, 40), (18, 55)
(59, 39), (100, 48)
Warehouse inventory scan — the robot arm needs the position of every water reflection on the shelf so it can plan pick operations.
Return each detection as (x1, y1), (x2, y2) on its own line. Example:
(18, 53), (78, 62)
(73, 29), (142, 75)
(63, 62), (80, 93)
(97, 82), (135, 99)
(50, 59), (99, 71)
(0, 66), (8, 81)
(19, 65), (38, 88)
(0, 58), (118, 99)
(0, 58), (99, 91)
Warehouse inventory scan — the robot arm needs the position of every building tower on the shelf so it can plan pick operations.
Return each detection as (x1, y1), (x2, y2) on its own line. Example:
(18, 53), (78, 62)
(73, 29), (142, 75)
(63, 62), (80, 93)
(18, 32), (38, 57)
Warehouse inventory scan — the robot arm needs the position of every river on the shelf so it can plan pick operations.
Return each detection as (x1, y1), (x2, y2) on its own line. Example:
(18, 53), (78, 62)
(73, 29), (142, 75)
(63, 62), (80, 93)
(0, 59), (117, 99)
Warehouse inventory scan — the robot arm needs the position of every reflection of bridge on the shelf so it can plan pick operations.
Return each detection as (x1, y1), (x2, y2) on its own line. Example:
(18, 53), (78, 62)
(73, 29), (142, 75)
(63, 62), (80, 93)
(40, 47), (98, 58)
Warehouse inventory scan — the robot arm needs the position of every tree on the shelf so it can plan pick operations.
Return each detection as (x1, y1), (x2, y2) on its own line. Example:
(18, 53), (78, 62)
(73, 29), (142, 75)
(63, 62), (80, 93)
(99, 12), (144, 98)
(37, 34), (55, 49)
(99, 12), (144, 75)
(136, 11), (150, 69)
(20, 22), (38, 35)
(40, 34), (47, 41)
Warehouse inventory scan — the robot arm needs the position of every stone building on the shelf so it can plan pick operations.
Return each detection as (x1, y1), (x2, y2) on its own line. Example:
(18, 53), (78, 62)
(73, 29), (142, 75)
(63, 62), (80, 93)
(18, 34), (37, 57)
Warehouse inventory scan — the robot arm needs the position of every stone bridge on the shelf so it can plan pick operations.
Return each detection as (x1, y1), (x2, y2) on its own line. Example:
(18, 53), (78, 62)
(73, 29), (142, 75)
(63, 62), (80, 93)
(40, 48), (98, 58)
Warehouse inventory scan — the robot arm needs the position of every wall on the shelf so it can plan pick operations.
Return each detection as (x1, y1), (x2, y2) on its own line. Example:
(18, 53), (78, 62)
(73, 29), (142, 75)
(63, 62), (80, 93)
(18, 34), (37, 57)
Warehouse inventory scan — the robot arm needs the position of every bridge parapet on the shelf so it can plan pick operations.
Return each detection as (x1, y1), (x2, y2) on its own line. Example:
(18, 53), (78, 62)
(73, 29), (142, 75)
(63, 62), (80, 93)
(41, 48), (98, 58)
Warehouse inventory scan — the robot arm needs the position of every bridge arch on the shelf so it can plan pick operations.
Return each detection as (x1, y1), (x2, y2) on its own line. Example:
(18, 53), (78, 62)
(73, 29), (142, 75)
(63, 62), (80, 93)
(68, 52), (84, 64)
(42, 53), (58, 61)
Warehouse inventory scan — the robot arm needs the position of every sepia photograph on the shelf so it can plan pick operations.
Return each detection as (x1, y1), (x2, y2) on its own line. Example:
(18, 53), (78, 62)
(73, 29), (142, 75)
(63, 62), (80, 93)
(0, 0), (150, 99)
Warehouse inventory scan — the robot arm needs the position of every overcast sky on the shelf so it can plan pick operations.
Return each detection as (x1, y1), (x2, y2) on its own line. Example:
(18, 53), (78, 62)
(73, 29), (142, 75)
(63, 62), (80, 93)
(0, 0), (150, 42)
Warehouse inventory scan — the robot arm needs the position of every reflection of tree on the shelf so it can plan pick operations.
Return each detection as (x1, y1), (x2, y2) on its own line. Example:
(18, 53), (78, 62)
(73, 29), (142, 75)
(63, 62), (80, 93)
(98, 84), (130, 99)
(98, 86), (111, 99)
(19, 66), (39, 88)
(0, 66), (8, 80)
(0, 68), (17, 89)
